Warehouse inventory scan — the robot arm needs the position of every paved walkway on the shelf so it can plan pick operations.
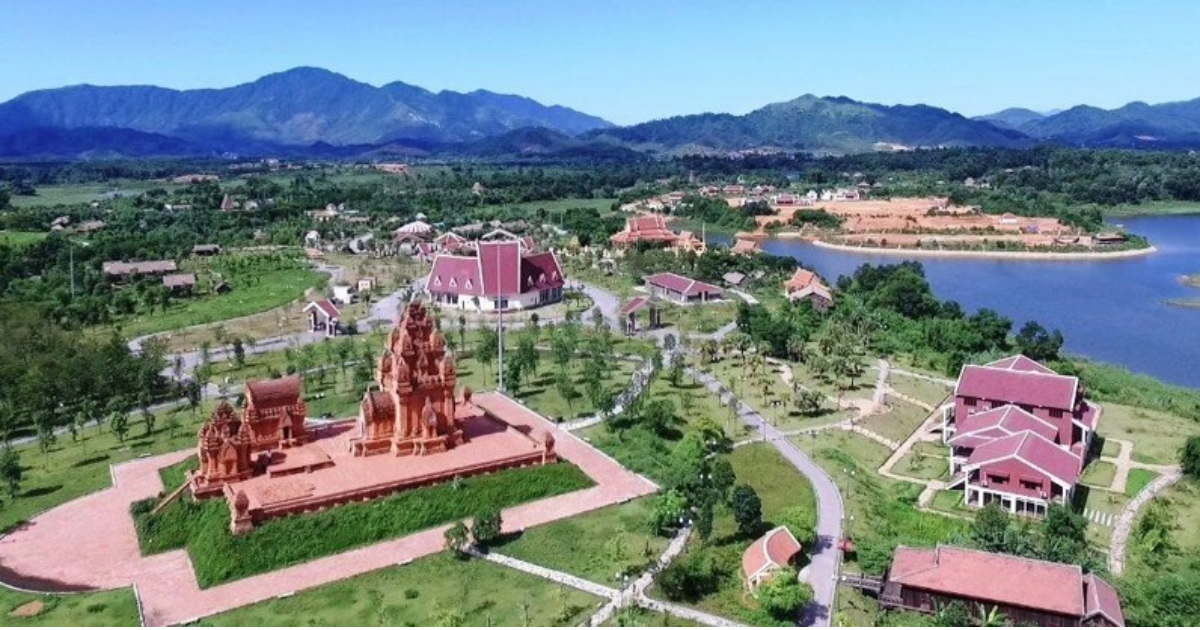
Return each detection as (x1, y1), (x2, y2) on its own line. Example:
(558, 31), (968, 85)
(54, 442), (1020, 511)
(1108, 468), (1183, 575)
(0, 405), (658, 626)
(689, 367), (843, 627)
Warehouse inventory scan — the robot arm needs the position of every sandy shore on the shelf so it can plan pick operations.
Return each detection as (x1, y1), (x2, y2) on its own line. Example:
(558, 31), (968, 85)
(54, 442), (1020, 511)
(805, 239), (1158, 261)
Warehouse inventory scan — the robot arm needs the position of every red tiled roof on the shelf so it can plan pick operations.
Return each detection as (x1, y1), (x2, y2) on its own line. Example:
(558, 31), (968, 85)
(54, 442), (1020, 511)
(956, 364), (1079, 410)
(784, 268), (818, 292)
(1083, 574), (1125, 626)
(246, 374), (302, 410)
(304, 299), (340, 319)
(731, 239), (760, 254)
(644, 272), (723, 298)
(611, 214), (678, 244)
(986, 354), (1057, 374)
(966, 430), (1081, 486)
(427, 254), (483, 296)
(741, 526), (801, 579)
(478, 242), (522, 296)
(619, 296), (650, 315)
(161, 273), (197, 289)
(519, 251), (565, 292)
(953, 405), (1060, 444)
(890, 545), (1086, 617)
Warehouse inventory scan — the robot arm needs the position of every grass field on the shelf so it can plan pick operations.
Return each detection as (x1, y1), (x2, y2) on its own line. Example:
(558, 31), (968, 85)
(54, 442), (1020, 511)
(602, 605), (699, 626)
(9, 181), (181, 208)
(0, 230), (48, 247)
(136, 461), (593, 587)
(193, 552), (602, 626)
(1082, 460), (1118, 489)
(928, 489), (971, 516)
(499, 197), (617, 215)
(894, 441), (948, 481)
(0, 587), (140, 627)
(104, 265), (324, 339)
(494, 497), (669, 587)
(1094, 403), (1195, 465)
(650, 443), (817, 624)
(859, 399), (930, 444)
(657, 301), (739, 336)
(1125, 469), (1160, 498)
(887, 373), (951, 407)
(1104, 202), (1200, 217)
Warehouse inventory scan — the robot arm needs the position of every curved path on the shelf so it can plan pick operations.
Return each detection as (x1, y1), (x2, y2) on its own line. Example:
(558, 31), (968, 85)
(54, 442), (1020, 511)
(1108, 468), (1183, 575)
(688, 367), (844, 627)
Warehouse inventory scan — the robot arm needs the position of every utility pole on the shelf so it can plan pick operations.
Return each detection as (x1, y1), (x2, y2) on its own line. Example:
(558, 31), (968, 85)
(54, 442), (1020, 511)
(70, 244), (76, 301)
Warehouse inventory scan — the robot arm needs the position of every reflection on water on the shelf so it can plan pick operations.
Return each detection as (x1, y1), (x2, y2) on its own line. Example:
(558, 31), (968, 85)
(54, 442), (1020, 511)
(750, 215), (1200, 388)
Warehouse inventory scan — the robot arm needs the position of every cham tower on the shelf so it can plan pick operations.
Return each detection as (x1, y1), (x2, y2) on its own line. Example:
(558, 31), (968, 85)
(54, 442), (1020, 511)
(351, 301), (463, 456)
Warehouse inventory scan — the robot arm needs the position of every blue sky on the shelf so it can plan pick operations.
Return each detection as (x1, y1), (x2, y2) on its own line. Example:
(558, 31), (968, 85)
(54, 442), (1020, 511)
(3, 0), (1198, 125)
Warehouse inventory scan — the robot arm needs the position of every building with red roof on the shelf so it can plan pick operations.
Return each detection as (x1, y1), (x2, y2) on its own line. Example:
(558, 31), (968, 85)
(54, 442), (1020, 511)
(741, 526), (802, 588)
(642, 272), (723, 305)
(619, 296), (662, 335)
(609, 214), (707, 254)
(882, 545), (1124, 626)
(942, 355), (1100, 516)
(303, 299), (341, 337)
(425, 239), (564, 312)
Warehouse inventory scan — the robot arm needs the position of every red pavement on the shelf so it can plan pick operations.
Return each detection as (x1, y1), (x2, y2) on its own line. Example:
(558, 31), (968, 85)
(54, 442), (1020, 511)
(0, 396), (657, 626)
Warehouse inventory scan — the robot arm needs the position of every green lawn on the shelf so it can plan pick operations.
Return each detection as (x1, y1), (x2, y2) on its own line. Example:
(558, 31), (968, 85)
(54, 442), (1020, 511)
(1, 400), (216, 534)
(495, 497), (669, 587)
(135, 461), (593, 587)
(9, 181), (181, 208)
(577, 376), (749, 483)
(928, 489), (972, 516)
(103, 265), (324, 339)
(301, 375), (367, 419)
(0, 230), (48, 247)
(602, 605), (700, 626)
(0, 587), (140, 627)
(1095, 403), (1196, 465)
(1082, 460), (1118, 489)
(1101, 438), (1122, 458)
(887, 373), (951, 407)
(1125, 469), (1160, 498)
(859, 399), (930, 444)
(894, 441), (949, 481)
(792, 430), (966, 574)
(658, 301), (739, 336)
(650, 443), (817, 625)
(194, 552), (602, 626)
(492, 197), (617, 215)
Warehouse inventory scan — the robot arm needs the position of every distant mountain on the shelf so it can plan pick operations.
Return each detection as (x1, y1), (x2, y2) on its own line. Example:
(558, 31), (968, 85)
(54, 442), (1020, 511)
(975, 107), (1047, 131)
(0, 126), (204, 159)
(978, 98), (1200, 148)
(0, 67), (613, 156)
(587, 95), (1030, 154)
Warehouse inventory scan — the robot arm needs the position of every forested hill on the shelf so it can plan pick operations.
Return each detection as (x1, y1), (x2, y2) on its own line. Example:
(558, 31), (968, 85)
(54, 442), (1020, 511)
(977, 97), (1200, 148)
(585, 95), (1031, 154)
(0, 67), (613, 151)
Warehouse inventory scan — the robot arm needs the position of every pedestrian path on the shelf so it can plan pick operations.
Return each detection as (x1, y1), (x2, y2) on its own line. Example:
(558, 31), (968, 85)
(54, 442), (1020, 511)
(1084, 507), (1117, 528)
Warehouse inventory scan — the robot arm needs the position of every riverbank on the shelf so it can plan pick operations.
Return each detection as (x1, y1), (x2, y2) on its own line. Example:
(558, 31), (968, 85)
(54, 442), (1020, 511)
(807, 239), (1158, 261)
(1180, 273), (1200, 288)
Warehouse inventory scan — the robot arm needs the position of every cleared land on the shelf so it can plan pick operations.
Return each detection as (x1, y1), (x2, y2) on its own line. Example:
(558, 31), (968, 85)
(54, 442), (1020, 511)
(858, 399), (930, 444)
(0, 231), (47, 247)
(192, 552), (602, 626)
(1094, 403), (1195, 465)
(1082, 460), (1118, 489)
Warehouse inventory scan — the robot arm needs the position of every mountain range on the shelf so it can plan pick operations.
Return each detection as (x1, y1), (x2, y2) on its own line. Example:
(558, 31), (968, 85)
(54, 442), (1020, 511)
(3, 66), (1200, 158)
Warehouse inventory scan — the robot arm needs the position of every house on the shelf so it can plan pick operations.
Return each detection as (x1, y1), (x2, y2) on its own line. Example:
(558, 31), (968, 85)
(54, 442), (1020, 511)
(722, 185), (746, 195)
(394, 220), (433, 240)
(880, 545), (1124, 626)
(76, 220), (106, 234)
(609, 215), (679, 248)
(425, 240), (565, 312)
(730, 239), (760, 255)
(942, 355), (1100, 516)
(788, 283), (834, 312)
(161, 273), (197, 294)
(308, 204), (340, 222)
(722, 271), (747, 287)
(220, 194), (237, 211)
(332, 285), (356, 305)
(741, 526), (802, 589)
(50, 216), (71, 231)
(643, 272), (723, 305)
(433, 232), (470, 254)
(303, 299), (341, 337)
(619, 296), (663, 335)
(1093, 232), (1127, 246)
(357, 277), (377, 293)
(102, 260), (178, 279)
(192, 244), (222, 256)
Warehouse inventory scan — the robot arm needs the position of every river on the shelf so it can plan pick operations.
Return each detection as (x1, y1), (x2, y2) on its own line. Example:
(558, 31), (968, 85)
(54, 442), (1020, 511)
(750, 214), (1200, 388)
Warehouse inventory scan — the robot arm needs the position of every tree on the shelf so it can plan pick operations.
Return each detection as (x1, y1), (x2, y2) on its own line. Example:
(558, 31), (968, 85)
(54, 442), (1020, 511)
(709, 457), (736, 502)
(0, 447), (21, 498)
(554, 369), (578, 413)
(932, 601), (971, 626)
(972, 502), (1013, 553)
(1133, 502), (1176, 566)
(112, 411), (130, 443)
(444, 521), (469, 557)
(140, 407), (156, 437)
(757, 572), (814, 620)
(1041, 504), (1088, 564)
(232, 338), (246, 368)
(668, 352), (685, 387)
(165, 410), (181, 439)
(516, 333), (539, 378)
(1015, 320), (1064, 362)
(504, 358), (525, 393)
(694, 495), (714, 541)
(476, 328), (499, 385)
(649, 490), (689, 535)
(1181, 435), (1200, 480)
(471, 508), (503, 546)
(457, 315), (467, 351)
(730, 484), (763, 538)
(641, 398), (676, 437)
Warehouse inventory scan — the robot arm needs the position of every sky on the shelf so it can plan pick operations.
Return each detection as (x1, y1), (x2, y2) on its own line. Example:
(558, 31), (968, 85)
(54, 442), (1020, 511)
(3, 0), (1199, 125)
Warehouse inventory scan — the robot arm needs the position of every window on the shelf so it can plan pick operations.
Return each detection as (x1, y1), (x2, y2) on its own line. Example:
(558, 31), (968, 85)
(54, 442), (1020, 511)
(1020, 479), (1042, 491)
(1049, 409), (1063, 419)
(964, 397), (977, 407)
(988, 473), (1009, 485)
(1020, 405), (1033, 414)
